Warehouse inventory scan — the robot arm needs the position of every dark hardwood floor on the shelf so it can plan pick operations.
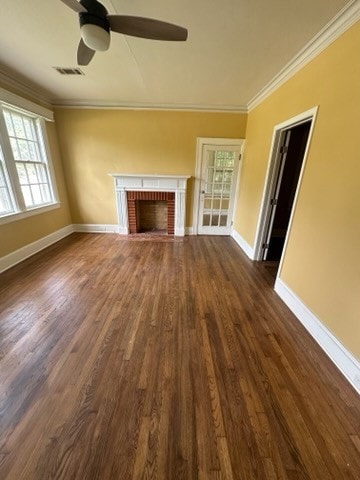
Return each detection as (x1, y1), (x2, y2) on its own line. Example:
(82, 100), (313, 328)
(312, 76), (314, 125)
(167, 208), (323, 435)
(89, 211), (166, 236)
(0, 234), (359, 479)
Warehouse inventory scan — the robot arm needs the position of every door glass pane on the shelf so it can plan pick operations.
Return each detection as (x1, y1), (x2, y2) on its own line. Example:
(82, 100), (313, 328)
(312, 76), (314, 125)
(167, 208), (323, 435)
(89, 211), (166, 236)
(204, 199), (212, 209)
(221, 198), (229, 210)
(207, 168), (214, 184)
(223, 184), (231, 195)
(226, 157), (235, 167)
(214, 170), (223, 182)
(220, 215), (227, 226)
(215, 156), (224, 168)
(213, 183), (222, 195)
(212, 199), (221, 209)
(208, 151), (215, 167)
(224, 170), (233, 183)
(203, 214), (210, 226)
(211, 214), (219, 226)
(206, 183), (212, 194)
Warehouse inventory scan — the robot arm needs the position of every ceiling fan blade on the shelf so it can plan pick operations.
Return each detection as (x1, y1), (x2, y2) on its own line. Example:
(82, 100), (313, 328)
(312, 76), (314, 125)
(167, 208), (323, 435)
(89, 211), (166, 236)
(77, 38), (96, 65)
(108, 15), (188, 41)
(60, 0), (87, 13)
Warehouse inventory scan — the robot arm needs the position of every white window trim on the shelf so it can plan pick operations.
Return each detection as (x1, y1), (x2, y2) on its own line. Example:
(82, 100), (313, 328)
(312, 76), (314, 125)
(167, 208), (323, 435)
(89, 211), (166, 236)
(0, 90), (59, 223)
(0, 87), (54, 121)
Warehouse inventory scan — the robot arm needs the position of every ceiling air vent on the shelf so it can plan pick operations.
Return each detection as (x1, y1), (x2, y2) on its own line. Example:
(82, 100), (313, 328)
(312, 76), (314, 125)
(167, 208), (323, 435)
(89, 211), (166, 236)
(54, 67), (84, 75)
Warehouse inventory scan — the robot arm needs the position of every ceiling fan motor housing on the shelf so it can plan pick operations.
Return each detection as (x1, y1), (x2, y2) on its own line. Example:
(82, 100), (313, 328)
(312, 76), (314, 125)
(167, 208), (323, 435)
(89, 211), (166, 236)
(79, 0), (110, 33)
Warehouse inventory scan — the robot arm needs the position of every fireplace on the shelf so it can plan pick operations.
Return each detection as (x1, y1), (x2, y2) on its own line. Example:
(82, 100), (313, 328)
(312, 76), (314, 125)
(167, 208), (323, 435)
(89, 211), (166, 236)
(110, 174), (190, 236)
(127, 191), (175, 234)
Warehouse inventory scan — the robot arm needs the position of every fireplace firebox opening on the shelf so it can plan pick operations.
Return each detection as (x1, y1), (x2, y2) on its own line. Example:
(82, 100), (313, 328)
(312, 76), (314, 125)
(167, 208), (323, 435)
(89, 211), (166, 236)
(127, 191), (175, 235)
(136, 200), (167, 233)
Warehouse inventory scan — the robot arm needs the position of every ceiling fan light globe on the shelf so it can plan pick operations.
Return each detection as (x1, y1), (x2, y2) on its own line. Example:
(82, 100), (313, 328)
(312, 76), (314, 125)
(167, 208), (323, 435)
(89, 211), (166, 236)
(80, 24), (110, 51)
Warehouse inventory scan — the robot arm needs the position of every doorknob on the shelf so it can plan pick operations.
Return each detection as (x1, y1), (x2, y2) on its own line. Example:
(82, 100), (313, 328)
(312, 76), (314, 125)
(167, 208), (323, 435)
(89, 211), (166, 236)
(201, 190), (205, 194)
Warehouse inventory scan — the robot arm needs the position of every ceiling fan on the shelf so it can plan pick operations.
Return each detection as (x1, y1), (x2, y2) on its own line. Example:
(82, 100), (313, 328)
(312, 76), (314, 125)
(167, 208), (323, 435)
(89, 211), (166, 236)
(60, 0), (188, 66)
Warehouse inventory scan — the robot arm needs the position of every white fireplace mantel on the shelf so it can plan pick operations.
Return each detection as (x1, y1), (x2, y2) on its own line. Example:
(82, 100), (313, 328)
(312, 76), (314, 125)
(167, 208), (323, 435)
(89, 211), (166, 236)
(110, 174), (190, 236)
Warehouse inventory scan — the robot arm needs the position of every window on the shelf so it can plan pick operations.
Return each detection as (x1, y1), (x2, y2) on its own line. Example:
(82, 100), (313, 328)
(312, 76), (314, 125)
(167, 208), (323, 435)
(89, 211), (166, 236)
(0, 145), (14, 216)
(0, 103), (58, 222)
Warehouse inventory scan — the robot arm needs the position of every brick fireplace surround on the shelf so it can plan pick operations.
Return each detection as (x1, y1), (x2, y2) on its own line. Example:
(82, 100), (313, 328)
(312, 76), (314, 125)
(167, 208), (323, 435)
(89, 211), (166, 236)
(127, 191), (175, 234)
(110, 174), (190, 236)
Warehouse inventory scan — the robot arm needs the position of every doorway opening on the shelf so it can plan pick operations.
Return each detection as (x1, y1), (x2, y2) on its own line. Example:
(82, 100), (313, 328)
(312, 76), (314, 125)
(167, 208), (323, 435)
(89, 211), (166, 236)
(254, 107), (318, 279)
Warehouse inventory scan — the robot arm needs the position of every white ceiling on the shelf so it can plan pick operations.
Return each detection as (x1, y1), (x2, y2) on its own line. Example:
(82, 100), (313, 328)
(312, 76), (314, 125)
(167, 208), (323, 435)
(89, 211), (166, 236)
(0, 0), (352, 110)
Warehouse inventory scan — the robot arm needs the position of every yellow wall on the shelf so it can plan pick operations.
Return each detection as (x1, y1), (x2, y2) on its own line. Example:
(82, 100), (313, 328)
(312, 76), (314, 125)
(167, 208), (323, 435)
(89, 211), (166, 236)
(54, 109), (247, 226)
(0, 118), (72, 258)
(234, 21), (360, 359)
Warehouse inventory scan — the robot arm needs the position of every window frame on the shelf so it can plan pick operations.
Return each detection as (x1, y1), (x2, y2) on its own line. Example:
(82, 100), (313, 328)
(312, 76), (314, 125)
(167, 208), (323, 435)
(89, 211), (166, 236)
(0, 100), (59, 226)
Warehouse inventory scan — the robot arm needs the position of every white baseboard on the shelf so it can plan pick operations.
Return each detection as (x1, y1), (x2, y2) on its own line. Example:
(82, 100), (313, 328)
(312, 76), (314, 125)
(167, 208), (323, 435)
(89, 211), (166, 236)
(231, 228), (255, 260)
(0, 224), (74, 274)
(73, 224), (119, 233)
(74, 223), (193, 236)
(275, 277), (360, 395)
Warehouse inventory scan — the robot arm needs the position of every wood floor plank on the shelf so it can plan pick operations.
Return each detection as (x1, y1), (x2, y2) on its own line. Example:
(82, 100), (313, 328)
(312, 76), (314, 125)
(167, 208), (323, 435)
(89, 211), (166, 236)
(0, 233), (359, 479)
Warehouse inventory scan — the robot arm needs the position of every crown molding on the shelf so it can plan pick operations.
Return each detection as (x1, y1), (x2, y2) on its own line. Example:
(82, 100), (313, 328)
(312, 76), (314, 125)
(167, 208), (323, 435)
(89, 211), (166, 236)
(247, 0), (360, 112)
(52, 100), (248, 114)
(0, 69), (52, 109)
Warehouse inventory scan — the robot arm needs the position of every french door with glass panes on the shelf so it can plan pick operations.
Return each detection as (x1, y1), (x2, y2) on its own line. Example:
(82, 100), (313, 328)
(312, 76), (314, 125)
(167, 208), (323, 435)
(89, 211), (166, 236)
(197, 144), (241, 235)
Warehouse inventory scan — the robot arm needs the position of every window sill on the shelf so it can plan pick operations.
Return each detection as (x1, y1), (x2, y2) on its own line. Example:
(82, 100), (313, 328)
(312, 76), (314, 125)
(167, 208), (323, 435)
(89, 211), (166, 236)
(0, 202), (61, 226)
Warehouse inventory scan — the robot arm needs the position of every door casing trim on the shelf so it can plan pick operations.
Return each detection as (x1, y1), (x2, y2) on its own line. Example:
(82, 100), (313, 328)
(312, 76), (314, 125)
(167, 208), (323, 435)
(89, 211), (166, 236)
(193, 137), (244, 235)
(253, 107), (319, 274)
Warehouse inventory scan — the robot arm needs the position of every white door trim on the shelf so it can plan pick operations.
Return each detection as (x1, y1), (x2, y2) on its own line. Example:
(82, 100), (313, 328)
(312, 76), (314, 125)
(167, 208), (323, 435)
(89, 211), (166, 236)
(253, 107), (319, 274)
(192, 137), (244, 235)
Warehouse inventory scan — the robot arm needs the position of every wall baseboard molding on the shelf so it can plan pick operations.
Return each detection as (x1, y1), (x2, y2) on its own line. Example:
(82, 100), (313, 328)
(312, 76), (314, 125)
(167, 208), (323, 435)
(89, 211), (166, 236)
(231, 228), (255, 260)
(0, 224), (74, 274)
(73, 223), (194, 236)
(73, 224), (119, 233)
(275, 277), (360, 395)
